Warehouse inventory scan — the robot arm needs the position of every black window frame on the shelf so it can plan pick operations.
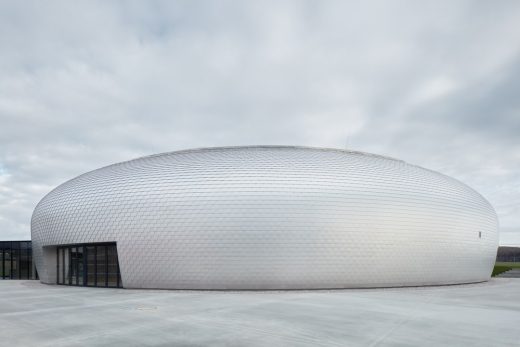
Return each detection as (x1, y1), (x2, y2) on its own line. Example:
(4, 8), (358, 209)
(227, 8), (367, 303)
(0, 241), (37, 280)
(56, 242), (122, 288)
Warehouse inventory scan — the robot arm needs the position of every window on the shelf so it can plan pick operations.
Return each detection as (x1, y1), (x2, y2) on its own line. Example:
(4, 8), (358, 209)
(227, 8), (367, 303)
(56, 243), (122, 288)
(0, 241), (37, 280)
(86, 246), (96, 286)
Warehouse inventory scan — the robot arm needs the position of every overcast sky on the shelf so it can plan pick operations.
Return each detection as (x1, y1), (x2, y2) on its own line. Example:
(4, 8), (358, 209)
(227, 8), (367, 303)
(1, 1), (519, 241)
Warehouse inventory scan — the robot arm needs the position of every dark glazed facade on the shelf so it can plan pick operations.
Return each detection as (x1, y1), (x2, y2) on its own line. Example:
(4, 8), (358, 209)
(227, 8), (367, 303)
(1, 241), (37, 280)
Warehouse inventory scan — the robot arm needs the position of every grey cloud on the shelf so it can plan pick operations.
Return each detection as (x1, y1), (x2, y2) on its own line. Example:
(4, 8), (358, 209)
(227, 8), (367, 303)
(1, 0), (520, 240)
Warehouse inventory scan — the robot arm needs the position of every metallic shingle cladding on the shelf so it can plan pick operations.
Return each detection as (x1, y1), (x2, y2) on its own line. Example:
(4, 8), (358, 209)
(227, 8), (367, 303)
(31, 146), (499, 289)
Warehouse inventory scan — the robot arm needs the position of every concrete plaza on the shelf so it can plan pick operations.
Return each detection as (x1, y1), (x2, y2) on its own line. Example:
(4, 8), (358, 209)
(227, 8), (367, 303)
(1, 279), (519, 346)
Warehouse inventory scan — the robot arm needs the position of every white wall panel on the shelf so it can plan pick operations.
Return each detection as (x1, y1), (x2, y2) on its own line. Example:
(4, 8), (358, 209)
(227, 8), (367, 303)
(31, 146), (499, 289)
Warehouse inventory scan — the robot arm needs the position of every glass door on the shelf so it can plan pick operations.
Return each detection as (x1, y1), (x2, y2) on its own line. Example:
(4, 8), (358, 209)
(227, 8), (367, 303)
(86, 246), (96, 286)
(56, 243), (122, 288)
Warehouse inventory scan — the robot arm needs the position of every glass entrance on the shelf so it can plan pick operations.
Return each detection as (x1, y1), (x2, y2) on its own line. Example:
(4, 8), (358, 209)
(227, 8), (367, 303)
(56, 243), (122, 288)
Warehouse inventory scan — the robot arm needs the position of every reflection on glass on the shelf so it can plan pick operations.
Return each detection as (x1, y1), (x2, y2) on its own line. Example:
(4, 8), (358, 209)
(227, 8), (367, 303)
(77, 247), (84, 286)
(58, 248), (63, 284)
(70, 247), (77, 285)
(56, 243), (121, 288)
(64, 247), (70, 285)
(86, 246), (96, 286)
(11, 248), (18, 279)
(107, 246), (118, 287)
(4, 250), (11, 278)
(96, 246), (107, 287)
(0, 241), (35, 280)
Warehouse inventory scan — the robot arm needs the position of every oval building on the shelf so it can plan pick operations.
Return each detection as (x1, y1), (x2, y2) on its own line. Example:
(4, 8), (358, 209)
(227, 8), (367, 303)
(31, 146), (499, 289)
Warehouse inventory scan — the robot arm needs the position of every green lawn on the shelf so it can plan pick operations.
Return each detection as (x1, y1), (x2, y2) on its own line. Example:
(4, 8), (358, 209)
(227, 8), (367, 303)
(492, 262), (520, 277)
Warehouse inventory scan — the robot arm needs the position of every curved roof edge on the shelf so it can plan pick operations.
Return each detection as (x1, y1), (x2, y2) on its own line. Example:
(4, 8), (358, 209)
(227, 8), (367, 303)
(99, 146), (497, 211)
(31, 145), (495, 224)
(136, 145), (405, 164)
(30, 146), (404, 220)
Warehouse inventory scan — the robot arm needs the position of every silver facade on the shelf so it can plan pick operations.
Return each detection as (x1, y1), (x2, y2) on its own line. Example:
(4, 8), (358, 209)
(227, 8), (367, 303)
(31, 146), (499, 289)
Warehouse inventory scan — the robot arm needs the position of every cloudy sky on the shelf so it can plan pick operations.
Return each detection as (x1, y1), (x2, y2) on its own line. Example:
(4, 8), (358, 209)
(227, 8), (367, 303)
(1, 1), (519, 242)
